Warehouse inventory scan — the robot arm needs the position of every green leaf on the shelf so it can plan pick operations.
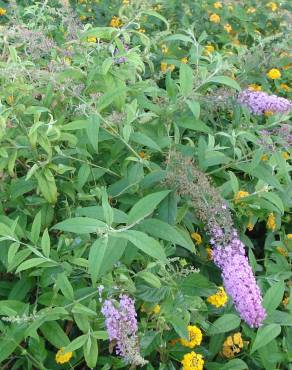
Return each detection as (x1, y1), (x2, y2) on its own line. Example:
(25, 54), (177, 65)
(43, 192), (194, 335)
(131, 132), (162, 152)
(57, 272), (74, 301)
(116, 230), (167, 262)
(64, 335), (87, 353)
(251, 324), (281, 353)
(136, 271), (161, 288)
(82, 27), (118, 40)
(141, 10), (169, 29)
(263, 280), (285, 314)
(179, 64), (194, 96)
(40, 321), (70, 348)
(83, 336), (98, 369)
(260, 192), (284, 214)
(41, 229), (50, 258)
(86, 115), (100, 152)
(88, 237), (108, 284)
(186, 100), (200, 119)
(221, 359), (249, 370)
(101, 187), (114, 226)
(208, 76), (241, 91)
(0, 325), (25, 363)
(35, 169), (57, 204)
(127, 190), (170, 225)
(30, 211), (41, 244)
(53, 217), (106, 234)
(98, 237), (127, 276)
(169, 315), (189, 340)
(15, 258), (50, 273)
(139, 218), (194, 252)
(180, 273), (217, 297)
(207, 314), (241, 335)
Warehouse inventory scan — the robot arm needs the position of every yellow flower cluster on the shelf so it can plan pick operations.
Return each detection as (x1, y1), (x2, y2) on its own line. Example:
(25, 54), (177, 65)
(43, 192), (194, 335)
(213, 2), (222, 9)
(247, 222), (254, 231)
(55, 348), (73, 364)
(205, 246), (213, 260)
(207, 287), (228, 308)
(234, 190), (249, 203)
(282, 152), (290, 160)
(266, 2), (278, 11)
(287, 234), (292, 239)
(224, 24), (232, 33)
(209, 13), (220, 23)
(267, 68), (281, 79)
(141, 304), (160, 314)
(204, 44), (215, 54)
(123, 0), (130, 5)
(248, 84), (262, 91)
(181, 352), (204, 370)
(181, 57), (188, 64)
(180, 325), (203, 348)
(261, 154), (269, 161)
(0, 7), (6, 16)
(109, 16), (122, 28)
(87, 36), (97, 43)
(161, 44), (168, 54)
(160, 62), (175, 73)
(247, 7), (256, 14)
(222, 332), (244, 358)
(266, 212), (276, 231)
(191, 232), (202, 245)
(276, 247), (288, 257)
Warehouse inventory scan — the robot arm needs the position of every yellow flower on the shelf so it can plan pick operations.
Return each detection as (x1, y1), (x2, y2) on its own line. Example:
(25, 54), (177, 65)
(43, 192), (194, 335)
(213, 2), (222, 9)
(267, 212), (276, 231)
(224, 24), (232, 33)
(123, 0), (130, 4)
(222, 333), (243, 358)
(234, 190), (249, 203)
(282, 152), (290, 160)
(180, 326), (203, 348)
(161, 44), (168, 54)
(6, 96), (14, 105)
(109, 16), (122, 28)
(209, 13), (220, 23)
(276, 247), (288, 257)
(247, 7), (256, 13)
(191, 232), (202, 245)
(266, 2), (278, 11)
(79, 15), (86, 21)
(87, 36), (97, 43)
(207, 287), (228, 308)
(232, 38), (240, 45)
(168, 64), (175, 72)
(287, 234), (292, 239)
(283, 63), (292, 70)
(248, 84), (262, 91)
(160, 62), (168, 73)
(247, 222), (254, 231)
(282, 296), (289, 306)
(279, 83), (290, 92)
(267, 68), (281, 79)
(228, 5), (234, 11)
(55, 348), (73, 364)
(205, 246), (213, 260)
(152, 304), (161, 314)
(0, 7), (6, 16)
(64, 57), (71, 65)
(204, 44), (215, 54)
(181, 351), (204, 370)
(261, 154), (269, 161)
(141, 304), (160, 314)
(181, 57), (188, 64)
(138, 28), (145, 33)
(153, 4), (162, 11)
(264, 110), (274, 117)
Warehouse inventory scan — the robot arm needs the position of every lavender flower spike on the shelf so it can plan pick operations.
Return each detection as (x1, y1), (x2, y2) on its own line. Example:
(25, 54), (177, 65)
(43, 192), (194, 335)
(101, 295), (147, 366)
(211, 229), (266, 327)
(238, 89), (292, 115)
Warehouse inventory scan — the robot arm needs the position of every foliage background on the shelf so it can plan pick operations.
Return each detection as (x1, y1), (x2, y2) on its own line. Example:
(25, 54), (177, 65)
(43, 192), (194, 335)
(0, 0), (291, 369)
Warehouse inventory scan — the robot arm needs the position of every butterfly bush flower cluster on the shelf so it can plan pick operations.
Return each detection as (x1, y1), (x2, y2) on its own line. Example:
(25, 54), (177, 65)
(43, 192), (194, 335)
(238, 89), (292, 115)
(101, 295), (147, 366)
(165, 153), (266, 327)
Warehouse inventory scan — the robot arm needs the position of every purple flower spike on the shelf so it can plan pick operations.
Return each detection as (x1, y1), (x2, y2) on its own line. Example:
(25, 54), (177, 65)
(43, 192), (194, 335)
(238, 89), (292, 115)
(101, 295), (147, 366)
(212, 230), (266, 327)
